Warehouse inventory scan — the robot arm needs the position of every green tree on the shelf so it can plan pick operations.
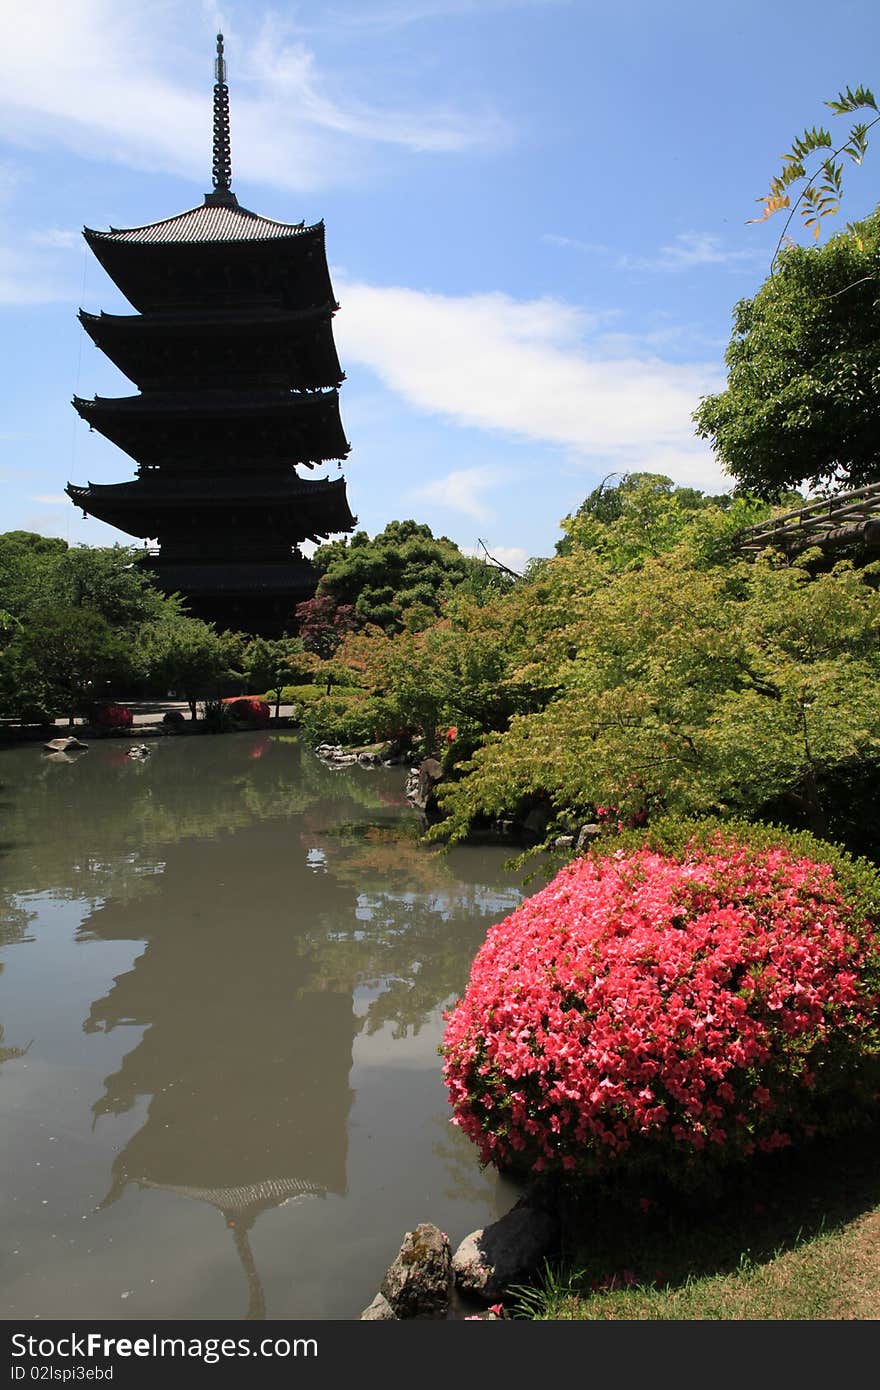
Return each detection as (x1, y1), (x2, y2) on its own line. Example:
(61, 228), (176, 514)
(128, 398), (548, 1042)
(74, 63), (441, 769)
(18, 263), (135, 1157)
(242, 635), (308, 720)
(556, 473), (739, 562)
(137, 613), (241, 720)
(435, 537), (880, 848)
(309, 520), (500, 635)
(693, 207), (880, 496)
(2, 605), (130, 726)
(0, 533), (166, 629)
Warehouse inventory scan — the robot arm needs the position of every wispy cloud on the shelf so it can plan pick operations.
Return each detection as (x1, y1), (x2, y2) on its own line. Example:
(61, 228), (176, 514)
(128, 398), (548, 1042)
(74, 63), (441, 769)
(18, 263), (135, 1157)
(464, 542), (530, 573)
(545, 230), (762, 274)
(410, 465), (507, 521)
(620, 232), (762, 273)
(32, 494), (69, 505)
(543, 233), (610, 256)
(317, 0), (565, 31)
(335, 279), (728, 490)
(2, 3), (508, 196)
(31, 229), (80, 250)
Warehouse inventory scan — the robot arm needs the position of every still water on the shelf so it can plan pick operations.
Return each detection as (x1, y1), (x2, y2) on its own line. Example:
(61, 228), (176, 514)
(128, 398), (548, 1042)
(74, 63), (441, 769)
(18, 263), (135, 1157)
(0, 733), (527, 1320)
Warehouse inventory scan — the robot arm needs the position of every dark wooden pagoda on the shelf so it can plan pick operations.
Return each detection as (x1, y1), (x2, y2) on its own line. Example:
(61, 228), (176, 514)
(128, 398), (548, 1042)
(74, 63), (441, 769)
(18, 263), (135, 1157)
(66, 34), (354, 634)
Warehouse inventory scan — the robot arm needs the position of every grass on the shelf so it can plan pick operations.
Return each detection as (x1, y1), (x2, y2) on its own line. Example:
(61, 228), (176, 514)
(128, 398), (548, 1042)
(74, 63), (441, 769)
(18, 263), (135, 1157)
(508, 1120), (880, 1320)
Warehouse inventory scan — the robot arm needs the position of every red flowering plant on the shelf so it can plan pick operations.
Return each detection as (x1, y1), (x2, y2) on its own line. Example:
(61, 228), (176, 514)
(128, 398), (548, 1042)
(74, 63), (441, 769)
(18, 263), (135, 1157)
(442, 820), (880, 1184)
(222, 696), (271, 728)
(89, 703), (133, 730)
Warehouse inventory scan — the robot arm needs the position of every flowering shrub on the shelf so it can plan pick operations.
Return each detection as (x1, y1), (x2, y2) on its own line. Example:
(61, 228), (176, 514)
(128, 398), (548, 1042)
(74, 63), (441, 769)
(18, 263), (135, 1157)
(90, 703), (133, 729)
(442, 825), (880, 1182)
(222, 696), (271, 727)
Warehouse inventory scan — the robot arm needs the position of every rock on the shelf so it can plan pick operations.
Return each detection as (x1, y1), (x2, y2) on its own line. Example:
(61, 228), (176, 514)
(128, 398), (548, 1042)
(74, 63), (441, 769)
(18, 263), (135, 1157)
(452, 1199), (559, 1303)
(553, 835), (574, 850)
(360, 1293), (398, 1320)
(44, 737), (88, 753)
(127, 744), (151, 759)
(409, 758), (443, 815)
(357, 750), (381, 766)
(314, 744), (359, 766)
(380, 1222), (452, 1319)
(575, 823), (602, 853)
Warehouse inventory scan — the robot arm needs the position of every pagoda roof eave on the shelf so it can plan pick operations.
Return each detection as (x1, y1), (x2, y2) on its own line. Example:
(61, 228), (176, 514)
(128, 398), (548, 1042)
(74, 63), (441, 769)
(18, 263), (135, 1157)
(73, 388), (342, 413)
(83, 202), (322, 246)
(78, 302), (339, 328)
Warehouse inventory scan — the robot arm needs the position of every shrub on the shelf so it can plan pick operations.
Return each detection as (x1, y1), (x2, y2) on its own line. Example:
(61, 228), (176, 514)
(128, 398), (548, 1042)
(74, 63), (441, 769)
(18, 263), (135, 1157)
(442, 823), (880, 1184)
(222, 696), (271, 728)
(89, 703), (133, 730)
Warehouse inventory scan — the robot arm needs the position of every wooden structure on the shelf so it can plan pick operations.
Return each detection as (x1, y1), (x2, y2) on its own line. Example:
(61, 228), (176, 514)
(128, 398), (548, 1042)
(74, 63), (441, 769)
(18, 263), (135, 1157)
(737, 481), (880, 557)
(67, 34), (354, 633)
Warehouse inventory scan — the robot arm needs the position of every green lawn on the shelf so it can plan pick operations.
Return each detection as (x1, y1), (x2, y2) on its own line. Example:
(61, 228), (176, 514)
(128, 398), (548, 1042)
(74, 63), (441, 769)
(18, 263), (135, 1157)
(510, 1122), (880, 1320)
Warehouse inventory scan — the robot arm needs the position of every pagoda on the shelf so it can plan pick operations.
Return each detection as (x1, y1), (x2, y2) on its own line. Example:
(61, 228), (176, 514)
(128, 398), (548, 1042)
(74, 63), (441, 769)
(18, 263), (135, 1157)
(67, 34), (354, 634)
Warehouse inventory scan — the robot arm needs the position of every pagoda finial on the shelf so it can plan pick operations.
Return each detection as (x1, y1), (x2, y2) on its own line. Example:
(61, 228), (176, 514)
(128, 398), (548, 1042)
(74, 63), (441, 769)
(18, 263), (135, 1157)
(211, 32), (233, 197)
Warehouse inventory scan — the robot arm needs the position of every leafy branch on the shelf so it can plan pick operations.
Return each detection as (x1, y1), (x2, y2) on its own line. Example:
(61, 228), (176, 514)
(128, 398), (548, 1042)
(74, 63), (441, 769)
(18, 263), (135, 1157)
(749, 85), (880, 266)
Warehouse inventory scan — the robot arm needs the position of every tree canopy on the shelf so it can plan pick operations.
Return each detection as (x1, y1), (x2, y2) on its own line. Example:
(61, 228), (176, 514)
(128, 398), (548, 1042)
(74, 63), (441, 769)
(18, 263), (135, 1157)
(301, 478), (879, 857)
(306, 519), (513, 641)
(693, 206), (880, 496)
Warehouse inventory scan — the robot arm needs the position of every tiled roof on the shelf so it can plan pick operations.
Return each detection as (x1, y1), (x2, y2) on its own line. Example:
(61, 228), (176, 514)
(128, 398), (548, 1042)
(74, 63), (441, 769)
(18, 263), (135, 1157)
(66, 476), (348, 504)
(73, 388), (340, 414)
(86, 199), (315, 245)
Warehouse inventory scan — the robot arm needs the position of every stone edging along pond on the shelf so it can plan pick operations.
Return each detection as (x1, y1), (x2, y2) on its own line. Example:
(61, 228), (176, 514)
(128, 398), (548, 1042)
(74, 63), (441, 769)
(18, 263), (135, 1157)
(359, 1197), (558, 1320)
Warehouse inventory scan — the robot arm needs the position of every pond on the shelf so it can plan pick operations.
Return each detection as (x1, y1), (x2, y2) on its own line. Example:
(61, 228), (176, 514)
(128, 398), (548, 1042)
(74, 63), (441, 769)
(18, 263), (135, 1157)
(0, 732), (528, 1320)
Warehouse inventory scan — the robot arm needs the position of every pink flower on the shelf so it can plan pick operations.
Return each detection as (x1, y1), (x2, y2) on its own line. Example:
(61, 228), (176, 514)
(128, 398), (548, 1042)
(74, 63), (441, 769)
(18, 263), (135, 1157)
(441, 834), (879, 1180)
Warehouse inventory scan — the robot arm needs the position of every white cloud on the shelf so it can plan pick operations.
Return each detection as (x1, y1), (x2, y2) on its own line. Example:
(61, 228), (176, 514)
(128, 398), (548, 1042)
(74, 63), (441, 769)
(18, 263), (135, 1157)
(335, 279), (728, 490)
(545, 230), (762, 274)
(410, 466), (506, 521)
(620, 232), (763, 274)
(464, 542), (530, 574)
(1, 4), (507, 196)
(31, 229), (80, 250)
(32, 494), (70, 505)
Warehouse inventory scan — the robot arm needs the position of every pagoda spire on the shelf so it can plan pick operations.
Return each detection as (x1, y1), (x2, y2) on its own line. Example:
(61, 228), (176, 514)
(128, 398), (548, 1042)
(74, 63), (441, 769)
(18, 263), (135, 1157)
(208, 33), (236, 205)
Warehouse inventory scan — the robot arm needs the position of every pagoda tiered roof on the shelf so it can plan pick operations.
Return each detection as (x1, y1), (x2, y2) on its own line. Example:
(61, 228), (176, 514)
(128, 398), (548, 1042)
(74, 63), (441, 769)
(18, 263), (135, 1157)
(78, 305), (343, 391)
(85, 197), (312, 245)
(84, 211), (334, 315)
(72, 389), (350, 466)
(66, 32), (354, 633)
(66, 474), (355, 540)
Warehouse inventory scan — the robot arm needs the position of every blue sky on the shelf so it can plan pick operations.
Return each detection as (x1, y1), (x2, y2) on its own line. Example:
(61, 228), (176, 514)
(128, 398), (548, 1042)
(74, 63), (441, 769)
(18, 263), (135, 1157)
(3, 0), (880, 570)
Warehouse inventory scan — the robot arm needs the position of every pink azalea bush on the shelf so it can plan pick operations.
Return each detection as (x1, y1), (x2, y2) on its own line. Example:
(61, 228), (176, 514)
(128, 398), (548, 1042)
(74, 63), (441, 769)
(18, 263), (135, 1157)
(222, 696), (271, 727)
(90, 703), (133, 730)
(442, 825), (880, 1182)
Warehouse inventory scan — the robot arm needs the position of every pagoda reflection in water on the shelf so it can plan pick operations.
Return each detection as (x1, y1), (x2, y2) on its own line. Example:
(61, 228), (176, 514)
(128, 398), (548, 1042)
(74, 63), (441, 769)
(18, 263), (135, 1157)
(67, 34), (354, 635)
(80, 822), (358, 1319)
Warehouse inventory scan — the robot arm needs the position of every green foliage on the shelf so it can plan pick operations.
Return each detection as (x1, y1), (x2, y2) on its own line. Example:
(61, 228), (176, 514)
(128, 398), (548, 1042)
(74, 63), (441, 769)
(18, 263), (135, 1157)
(136, 612), (242, 717)
(311, 519), (507, 635)
(242, 635), (308, 716)
(302, 586), (540, 752)
(1, 604), (131, 724)
(752, 84), (879, 249)
(556, 473), (747, 565)
(0, 532), (167, 628)
(433, 538), (880, 848)
(0, 532), (181, 720)
(694, 207), (880, 495)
